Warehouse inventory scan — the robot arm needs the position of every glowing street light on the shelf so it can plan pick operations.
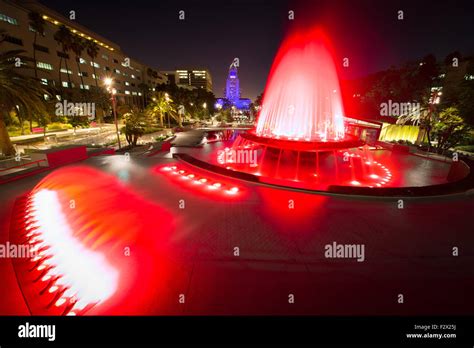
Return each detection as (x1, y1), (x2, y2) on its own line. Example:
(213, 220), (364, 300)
(103, 77), (121, 149)
(104, 77), (113, 87)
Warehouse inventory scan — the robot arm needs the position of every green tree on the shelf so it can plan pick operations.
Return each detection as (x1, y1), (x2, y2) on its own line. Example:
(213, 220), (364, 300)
(432, 107), (470, 153)
(85, 40), (100, 88)
(216, 107), (232, 123)
(54, 25), (73, 87)
(87, 86), (110, 123)
(254, 92), (263, 108)
(357, 55), (439, 118)
(137, 83), (151, 109)
(444, 51), (462, 67)
(0, 49), (49, 156)
(145, 91), (177, 127)
(28, 11), (46, 79)
(121, 110), (150, 146)
(71, 35), (85, 88)
(457, 60), (474, 126)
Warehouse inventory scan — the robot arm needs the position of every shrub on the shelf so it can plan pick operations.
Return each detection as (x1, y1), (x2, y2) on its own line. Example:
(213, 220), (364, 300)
(122, 111), (149, 146)
(143, 127), (163, 134)
(155, 135), (168, 142)
(46, 122), (72, 131)
(455, 145), (474, 153)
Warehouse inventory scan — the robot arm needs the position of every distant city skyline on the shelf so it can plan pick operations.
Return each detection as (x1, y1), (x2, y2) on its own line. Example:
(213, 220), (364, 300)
(39, 0), (474, 100)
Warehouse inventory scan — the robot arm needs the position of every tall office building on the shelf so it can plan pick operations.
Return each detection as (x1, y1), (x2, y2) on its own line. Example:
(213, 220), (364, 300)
(163, 69), (213, 92)
(0, 0), (167, 106)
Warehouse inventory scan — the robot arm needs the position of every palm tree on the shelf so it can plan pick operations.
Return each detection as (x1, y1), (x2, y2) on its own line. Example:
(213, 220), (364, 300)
(0, 49), (49, 156)
(54, 25), (73, 87)
(145, 92), (177, 127)
(71, 35), (85, 88)
(91, 85), (111, 123)
(28, 11), (46, 79)
(86, 41), (100, 87)
(138, 83), (150, 109)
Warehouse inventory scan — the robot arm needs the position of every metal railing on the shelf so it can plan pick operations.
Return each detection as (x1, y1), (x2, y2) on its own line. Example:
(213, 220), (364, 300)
(0, 158), (47, 174)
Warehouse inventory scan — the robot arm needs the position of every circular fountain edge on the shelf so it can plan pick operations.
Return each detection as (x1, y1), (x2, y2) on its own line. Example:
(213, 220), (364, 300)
(239, 131), (365, 152)
(172, 153), (474, 198)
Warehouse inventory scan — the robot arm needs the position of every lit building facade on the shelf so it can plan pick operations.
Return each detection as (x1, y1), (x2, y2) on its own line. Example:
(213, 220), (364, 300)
(216, 61), (251, 110)
(0, 0), (166, 106)
(163, 69), (213, 92)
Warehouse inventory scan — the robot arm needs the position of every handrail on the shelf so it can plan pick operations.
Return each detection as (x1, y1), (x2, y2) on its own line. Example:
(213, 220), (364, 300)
(0, 159), (47, 173)
(0, 156), (30, 164)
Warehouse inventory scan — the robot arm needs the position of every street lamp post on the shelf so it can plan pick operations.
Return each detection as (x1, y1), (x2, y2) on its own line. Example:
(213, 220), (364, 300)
(165, 93), (172, 128)
(111, 89), (121, 149)
(203, 102), (207, 122)
(104, 78), (121, 149)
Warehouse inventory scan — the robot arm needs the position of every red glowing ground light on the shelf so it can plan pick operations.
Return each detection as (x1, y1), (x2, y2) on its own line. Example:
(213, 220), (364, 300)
(341, 151), (393, 188)
(22, 189), (119, 315)
(10, 166), (176, 315)
(160, 165), (242, 196)
(218, 143), (393, 190)
(256, 28), (345, 142)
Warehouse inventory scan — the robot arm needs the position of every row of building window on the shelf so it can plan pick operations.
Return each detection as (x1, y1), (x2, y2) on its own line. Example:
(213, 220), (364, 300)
(1, 11), (159, 87)
(0, 12), (18, 25)
(59, 81), (90, 89)
(34, 44), (49, 53)
(37, 61), (53, 70)
(100, 54), (140, 73)
(37, 62), (137, 84)
(5, 36), (168, 87)
(3, 35), (22, 45)
(31, 60), (155, 92)
(40, 78), (141, 95)
(2, 29), (143, 79)
(37, 68), (143, 96)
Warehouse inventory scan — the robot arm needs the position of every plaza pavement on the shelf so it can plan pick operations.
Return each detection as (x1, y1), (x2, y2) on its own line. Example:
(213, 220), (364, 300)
(0, 146), (473, 315)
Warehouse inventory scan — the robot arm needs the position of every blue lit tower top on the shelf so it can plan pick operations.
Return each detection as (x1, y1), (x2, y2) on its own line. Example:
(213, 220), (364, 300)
(225, 62), (240, 102)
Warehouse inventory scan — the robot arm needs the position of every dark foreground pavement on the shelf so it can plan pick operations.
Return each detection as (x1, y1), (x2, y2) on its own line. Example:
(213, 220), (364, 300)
(0, 152), (473, 315)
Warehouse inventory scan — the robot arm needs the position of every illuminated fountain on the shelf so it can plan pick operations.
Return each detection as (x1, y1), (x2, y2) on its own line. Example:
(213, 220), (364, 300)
(255, 28), (345, 142)
(175, 28), (459, 191)
(221, 28), (390, 189)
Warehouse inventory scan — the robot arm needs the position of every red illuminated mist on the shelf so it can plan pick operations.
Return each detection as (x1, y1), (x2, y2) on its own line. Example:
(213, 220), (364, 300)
(256, 28), (345, 142)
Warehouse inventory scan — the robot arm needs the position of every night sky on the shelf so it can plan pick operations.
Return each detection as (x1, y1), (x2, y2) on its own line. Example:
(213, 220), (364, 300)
(41, 0), (474, 100)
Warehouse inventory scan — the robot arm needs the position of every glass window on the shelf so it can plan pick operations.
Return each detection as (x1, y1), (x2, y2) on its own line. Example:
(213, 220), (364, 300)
(0, 13), (18, 25)
(37, 62), (53, 70)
